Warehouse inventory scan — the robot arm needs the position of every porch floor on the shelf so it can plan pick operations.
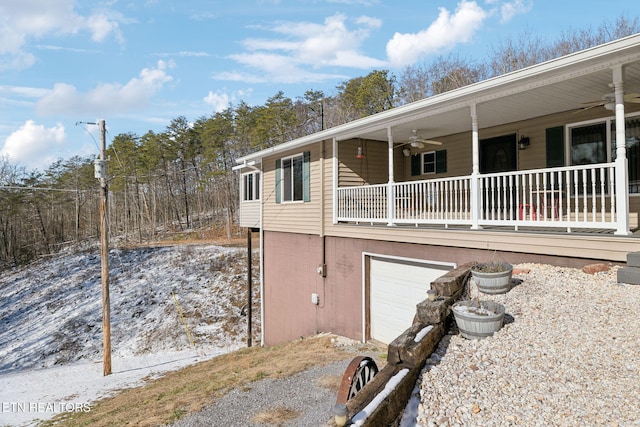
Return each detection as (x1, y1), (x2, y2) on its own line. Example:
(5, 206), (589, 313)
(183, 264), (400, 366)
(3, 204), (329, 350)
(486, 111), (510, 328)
(340, 221), (640, 237)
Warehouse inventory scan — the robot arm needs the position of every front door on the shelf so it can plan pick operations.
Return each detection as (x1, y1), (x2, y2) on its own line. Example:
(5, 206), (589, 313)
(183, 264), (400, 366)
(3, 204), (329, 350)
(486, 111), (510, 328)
(480, 133), (517, 173)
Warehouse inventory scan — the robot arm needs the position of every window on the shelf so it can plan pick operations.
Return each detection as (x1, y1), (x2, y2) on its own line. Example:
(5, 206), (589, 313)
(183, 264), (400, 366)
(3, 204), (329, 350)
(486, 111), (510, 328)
(422, 151), (436, 174)
(570, 123), (607, 165)
(568, 114), (640, 194)
(411, 150), (447, 176)
(612, 117), (640, 193)
(275, 151), (310, 203)
(242, 172), (260, 201)
(569, 123), (608, 195)
(282, 155), (303, 201)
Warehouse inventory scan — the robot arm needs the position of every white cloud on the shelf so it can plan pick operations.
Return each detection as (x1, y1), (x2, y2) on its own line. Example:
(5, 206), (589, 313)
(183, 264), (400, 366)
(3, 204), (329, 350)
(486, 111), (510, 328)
(203, 91), (231, 112)
(0, 120), (66, 170)
(85, 13), (122, 43)
(216, 13), (385, 84)
(499, 0), (533, 23)
(36, 60), (174, 116)
(0, 52), (36, 71)
(386, 0), (488, 67)
(218, 52), (348, 84)
(0, 0), (124, 69)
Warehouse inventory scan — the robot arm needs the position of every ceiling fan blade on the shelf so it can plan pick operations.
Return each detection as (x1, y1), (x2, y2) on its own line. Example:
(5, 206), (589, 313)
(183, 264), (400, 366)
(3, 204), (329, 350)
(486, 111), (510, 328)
(574, 103), (603, 114)
(580, 99), (604, 105)
(420, 139), (443, 146)
(625, 93), (640, 103)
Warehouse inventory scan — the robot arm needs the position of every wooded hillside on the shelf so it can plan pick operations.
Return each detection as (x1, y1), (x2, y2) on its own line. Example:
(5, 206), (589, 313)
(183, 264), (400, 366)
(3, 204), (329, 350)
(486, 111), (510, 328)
(1, 17), (637, 267)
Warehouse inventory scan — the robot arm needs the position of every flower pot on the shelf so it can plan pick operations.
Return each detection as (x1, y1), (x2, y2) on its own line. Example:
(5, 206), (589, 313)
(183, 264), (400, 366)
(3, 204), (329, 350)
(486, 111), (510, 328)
(452, 300), (505, 339)
(471, 262), (513, 294)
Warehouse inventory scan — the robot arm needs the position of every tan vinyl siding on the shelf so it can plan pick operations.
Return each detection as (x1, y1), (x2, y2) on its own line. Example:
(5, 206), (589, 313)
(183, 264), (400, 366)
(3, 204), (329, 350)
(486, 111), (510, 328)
(338, 139), (389, 186)
(262, 144), (323, 234)
(239, 200), (260, 228)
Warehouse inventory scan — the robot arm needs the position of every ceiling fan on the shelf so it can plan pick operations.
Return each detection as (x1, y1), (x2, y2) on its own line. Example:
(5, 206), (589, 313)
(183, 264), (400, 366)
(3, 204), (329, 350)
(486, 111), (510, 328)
(577, 91), (640, 113)
(397, 129), (443, 149)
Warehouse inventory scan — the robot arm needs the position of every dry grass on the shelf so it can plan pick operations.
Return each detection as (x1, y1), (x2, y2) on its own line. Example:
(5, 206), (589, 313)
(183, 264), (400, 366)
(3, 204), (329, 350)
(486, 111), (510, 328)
(317, 374), (342, 394)
(43, 335), (378, 427)
(251, 406), (301, 425)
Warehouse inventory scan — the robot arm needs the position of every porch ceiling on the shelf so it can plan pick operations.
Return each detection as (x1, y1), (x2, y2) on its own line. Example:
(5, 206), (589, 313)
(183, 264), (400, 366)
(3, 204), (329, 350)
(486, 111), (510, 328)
(353, 61), (640, 145)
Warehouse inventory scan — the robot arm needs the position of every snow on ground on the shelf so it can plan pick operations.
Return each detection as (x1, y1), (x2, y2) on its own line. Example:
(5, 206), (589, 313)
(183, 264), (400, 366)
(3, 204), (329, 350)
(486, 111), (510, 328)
(0, 243), (259, 427)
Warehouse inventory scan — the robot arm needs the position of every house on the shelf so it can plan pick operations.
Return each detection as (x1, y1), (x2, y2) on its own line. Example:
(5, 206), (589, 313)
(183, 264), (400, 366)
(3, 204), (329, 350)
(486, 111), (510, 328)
(234, 34), (640, 347)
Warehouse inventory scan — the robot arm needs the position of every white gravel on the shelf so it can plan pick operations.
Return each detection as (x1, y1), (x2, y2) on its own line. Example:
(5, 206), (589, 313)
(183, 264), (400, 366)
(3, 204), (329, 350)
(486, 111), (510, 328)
(415, 263), (640, 427)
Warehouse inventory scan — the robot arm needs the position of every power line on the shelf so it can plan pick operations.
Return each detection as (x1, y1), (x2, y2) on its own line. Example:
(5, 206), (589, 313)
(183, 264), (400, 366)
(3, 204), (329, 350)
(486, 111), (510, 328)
(76, 121), (101, 153)
(0, 185), (87, 193)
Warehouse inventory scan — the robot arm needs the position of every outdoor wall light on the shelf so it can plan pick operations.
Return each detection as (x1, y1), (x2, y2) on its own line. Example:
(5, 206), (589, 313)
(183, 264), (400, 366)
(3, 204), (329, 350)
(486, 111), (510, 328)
(331, 403), (349, 426)
(402, 148), (411, 157)
(518, 136), (530, 150)
(356, 146), (364, 159)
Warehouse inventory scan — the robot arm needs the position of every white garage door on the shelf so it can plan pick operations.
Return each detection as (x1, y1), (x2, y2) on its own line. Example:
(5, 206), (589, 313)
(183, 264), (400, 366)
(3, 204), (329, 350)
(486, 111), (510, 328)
(370, 257), (452, 345)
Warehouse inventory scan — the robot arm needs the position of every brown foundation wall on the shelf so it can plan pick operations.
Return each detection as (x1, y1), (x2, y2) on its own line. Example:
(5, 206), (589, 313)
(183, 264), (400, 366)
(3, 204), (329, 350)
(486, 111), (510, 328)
(262, 230), (619, 346)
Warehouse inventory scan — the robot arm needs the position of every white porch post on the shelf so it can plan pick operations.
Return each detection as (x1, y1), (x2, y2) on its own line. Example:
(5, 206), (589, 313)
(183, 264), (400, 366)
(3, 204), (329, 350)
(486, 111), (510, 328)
(387, 126), (395, 226)
(613, 66), (631, 235)
(470, 103), (482, 229)
(332, 137), (338, 225)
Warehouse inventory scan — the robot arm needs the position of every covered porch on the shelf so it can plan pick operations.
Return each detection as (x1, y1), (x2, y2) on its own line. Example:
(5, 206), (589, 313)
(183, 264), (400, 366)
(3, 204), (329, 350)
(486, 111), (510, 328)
(331, 37), (640, 236)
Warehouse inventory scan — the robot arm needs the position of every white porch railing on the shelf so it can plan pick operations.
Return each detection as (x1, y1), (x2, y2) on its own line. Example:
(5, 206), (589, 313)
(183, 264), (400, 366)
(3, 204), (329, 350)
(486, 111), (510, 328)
(394, 176), (472, 226)
(336, 163), (622, 231)
(479, 163), (617, 230)
(336, 183), (388, 224)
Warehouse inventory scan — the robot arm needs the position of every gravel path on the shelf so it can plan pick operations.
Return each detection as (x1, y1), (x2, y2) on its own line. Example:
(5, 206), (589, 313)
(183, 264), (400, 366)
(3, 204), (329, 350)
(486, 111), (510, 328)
(170, 360), (347, 427)
(415, 263), (640, 427)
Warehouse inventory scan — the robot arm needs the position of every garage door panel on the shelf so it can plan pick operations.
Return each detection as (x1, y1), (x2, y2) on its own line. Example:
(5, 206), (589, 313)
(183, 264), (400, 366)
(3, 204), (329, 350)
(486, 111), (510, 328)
(370, 257), (452, 344)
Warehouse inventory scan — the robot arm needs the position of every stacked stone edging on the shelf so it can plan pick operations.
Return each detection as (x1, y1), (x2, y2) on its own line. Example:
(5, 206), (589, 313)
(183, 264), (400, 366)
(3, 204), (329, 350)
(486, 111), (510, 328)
(338, 264), (472, 426)
(617, 251), (640, 285)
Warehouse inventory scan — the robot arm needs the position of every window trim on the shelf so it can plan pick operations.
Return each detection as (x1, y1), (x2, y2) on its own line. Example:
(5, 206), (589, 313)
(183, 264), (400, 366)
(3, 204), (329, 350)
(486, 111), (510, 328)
(411, 149), (447, 176)
(566, 111), (640, 195)
(276, 151), (311, 204)
(566, 116), (615, 166)
(421, 151), (436, 175)
(241, 171), (260, 202)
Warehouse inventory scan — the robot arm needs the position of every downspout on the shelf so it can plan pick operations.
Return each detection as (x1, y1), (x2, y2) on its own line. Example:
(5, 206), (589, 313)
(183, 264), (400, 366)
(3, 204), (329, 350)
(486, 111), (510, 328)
(613, 65), (631, 235)
(470, 103), (482, 230)
(259, 162), (266, 346)
(316, 139), (327, 334)
(387, 126), (395, 226)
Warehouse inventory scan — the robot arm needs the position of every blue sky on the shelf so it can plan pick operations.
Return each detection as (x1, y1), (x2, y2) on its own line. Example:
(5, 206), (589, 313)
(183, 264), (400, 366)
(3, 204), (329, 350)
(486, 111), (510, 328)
(0, 0), (638, 172)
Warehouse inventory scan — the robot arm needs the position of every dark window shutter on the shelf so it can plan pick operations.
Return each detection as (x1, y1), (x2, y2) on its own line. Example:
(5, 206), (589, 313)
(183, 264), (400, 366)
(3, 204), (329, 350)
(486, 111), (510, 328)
(275, 159), (281, 204)
(546, 126), (564, 167)
(411, 154), (421, 176)
(303, 151), (311, 202)
(436, 150), (447, 173)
